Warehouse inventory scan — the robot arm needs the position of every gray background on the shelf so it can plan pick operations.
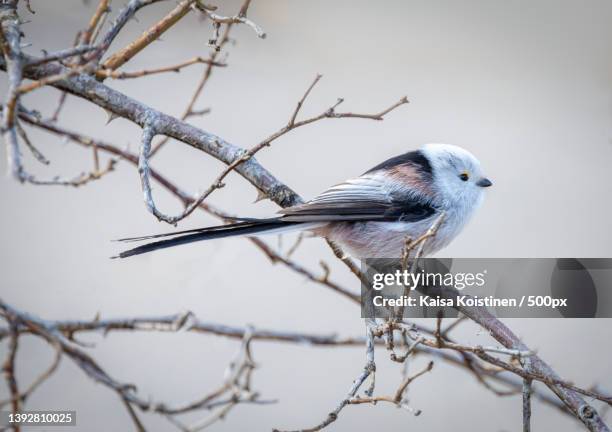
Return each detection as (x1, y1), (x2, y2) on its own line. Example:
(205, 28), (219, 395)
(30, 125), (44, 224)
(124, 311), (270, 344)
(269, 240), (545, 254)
(1, 0), (611, 430)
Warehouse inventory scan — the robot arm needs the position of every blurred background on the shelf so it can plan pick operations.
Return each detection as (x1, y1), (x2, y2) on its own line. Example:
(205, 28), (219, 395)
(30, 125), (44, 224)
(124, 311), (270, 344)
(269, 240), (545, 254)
(1, 0), (611, 430)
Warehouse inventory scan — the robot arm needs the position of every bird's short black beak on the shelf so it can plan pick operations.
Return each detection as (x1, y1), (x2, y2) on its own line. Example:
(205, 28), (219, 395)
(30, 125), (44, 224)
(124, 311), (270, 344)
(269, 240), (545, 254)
(476, 177), (493, 188)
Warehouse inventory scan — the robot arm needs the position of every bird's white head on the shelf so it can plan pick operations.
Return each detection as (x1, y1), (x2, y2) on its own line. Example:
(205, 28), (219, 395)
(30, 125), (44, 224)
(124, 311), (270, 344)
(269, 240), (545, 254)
(421, 143), (492, 213)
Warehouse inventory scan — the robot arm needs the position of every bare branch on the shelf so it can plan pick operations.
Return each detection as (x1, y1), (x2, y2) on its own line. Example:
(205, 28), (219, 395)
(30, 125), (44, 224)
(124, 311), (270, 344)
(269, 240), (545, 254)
(0, 111), (118, 186)
(96, 57), (226, 79)
(289, 74), (322, 126)
(250, 237), (360, 304)
(0, 0), (25, 182)
(392, 360), (434, 404)
(204, 12), (265, 39)
(92, 0), (169, 62)
(81, 0), (112, 46)
(26, 45), (97, 67)
(0, 300), (276, 430)
(449, 292), (610, 429)
(18, 63), (95, 94)
(121, 396), (147, 432)
(523, 378), (532, 432)
(325, 239), (368, 284)
(403, 323), (534, 359)
(2, 322), (21, 425)
(101, 0), (196, 73)
(195, 0), (266, 49)
(49, 32), (84, 122)
(16, 121), (49, 165)
(3, 56), (303, 208)
(0, 299), (581, 419)
(275, 324), (377, 432)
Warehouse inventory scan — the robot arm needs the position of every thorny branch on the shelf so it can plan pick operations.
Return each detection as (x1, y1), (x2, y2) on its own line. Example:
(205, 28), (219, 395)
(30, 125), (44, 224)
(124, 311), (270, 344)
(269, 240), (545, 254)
(0, 1), (610, 432)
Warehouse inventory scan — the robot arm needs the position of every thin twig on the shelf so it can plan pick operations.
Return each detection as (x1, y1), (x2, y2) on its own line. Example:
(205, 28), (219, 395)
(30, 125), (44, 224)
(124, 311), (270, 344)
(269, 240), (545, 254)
(96, 57), (225, 79)
(523, 378), (532, 432)
(2, 322), (21, 429)
(288, 73), (322, 126)
(0, 344), (61, 409)
(80, 0), (112, 46)
(275, 324), (377, 432)
(49, 32), (83, 122)
(26, 45), (97, 67)
(195, 0), (266, 49)
(392, 360), (434, 403)
(16, 121), (49, 165)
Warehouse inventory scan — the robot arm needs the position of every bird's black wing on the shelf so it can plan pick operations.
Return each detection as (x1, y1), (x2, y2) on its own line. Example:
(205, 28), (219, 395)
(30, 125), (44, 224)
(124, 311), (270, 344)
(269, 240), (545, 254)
(279, 174), (436, 223)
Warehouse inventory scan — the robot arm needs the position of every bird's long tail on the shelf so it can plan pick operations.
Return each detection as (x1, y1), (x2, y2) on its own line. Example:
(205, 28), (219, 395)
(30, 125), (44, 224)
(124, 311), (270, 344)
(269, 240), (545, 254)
(113, 219), (311, 259)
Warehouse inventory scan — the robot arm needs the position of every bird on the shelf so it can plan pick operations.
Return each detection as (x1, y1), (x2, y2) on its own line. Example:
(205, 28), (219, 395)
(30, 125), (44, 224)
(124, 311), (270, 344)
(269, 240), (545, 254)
(114, 144), (492, 259)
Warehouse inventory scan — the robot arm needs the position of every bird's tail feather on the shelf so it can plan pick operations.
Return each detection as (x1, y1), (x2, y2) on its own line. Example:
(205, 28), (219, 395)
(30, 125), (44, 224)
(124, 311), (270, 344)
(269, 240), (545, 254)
(113, 219), (311, 259)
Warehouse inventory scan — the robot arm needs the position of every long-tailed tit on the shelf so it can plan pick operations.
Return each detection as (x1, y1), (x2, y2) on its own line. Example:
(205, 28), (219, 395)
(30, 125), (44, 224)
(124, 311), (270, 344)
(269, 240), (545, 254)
(115, 144), (492, 259)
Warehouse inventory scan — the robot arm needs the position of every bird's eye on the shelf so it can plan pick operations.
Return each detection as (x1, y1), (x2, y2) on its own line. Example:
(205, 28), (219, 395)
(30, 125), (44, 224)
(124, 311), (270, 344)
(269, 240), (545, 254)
(459, 173), (469, 182)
